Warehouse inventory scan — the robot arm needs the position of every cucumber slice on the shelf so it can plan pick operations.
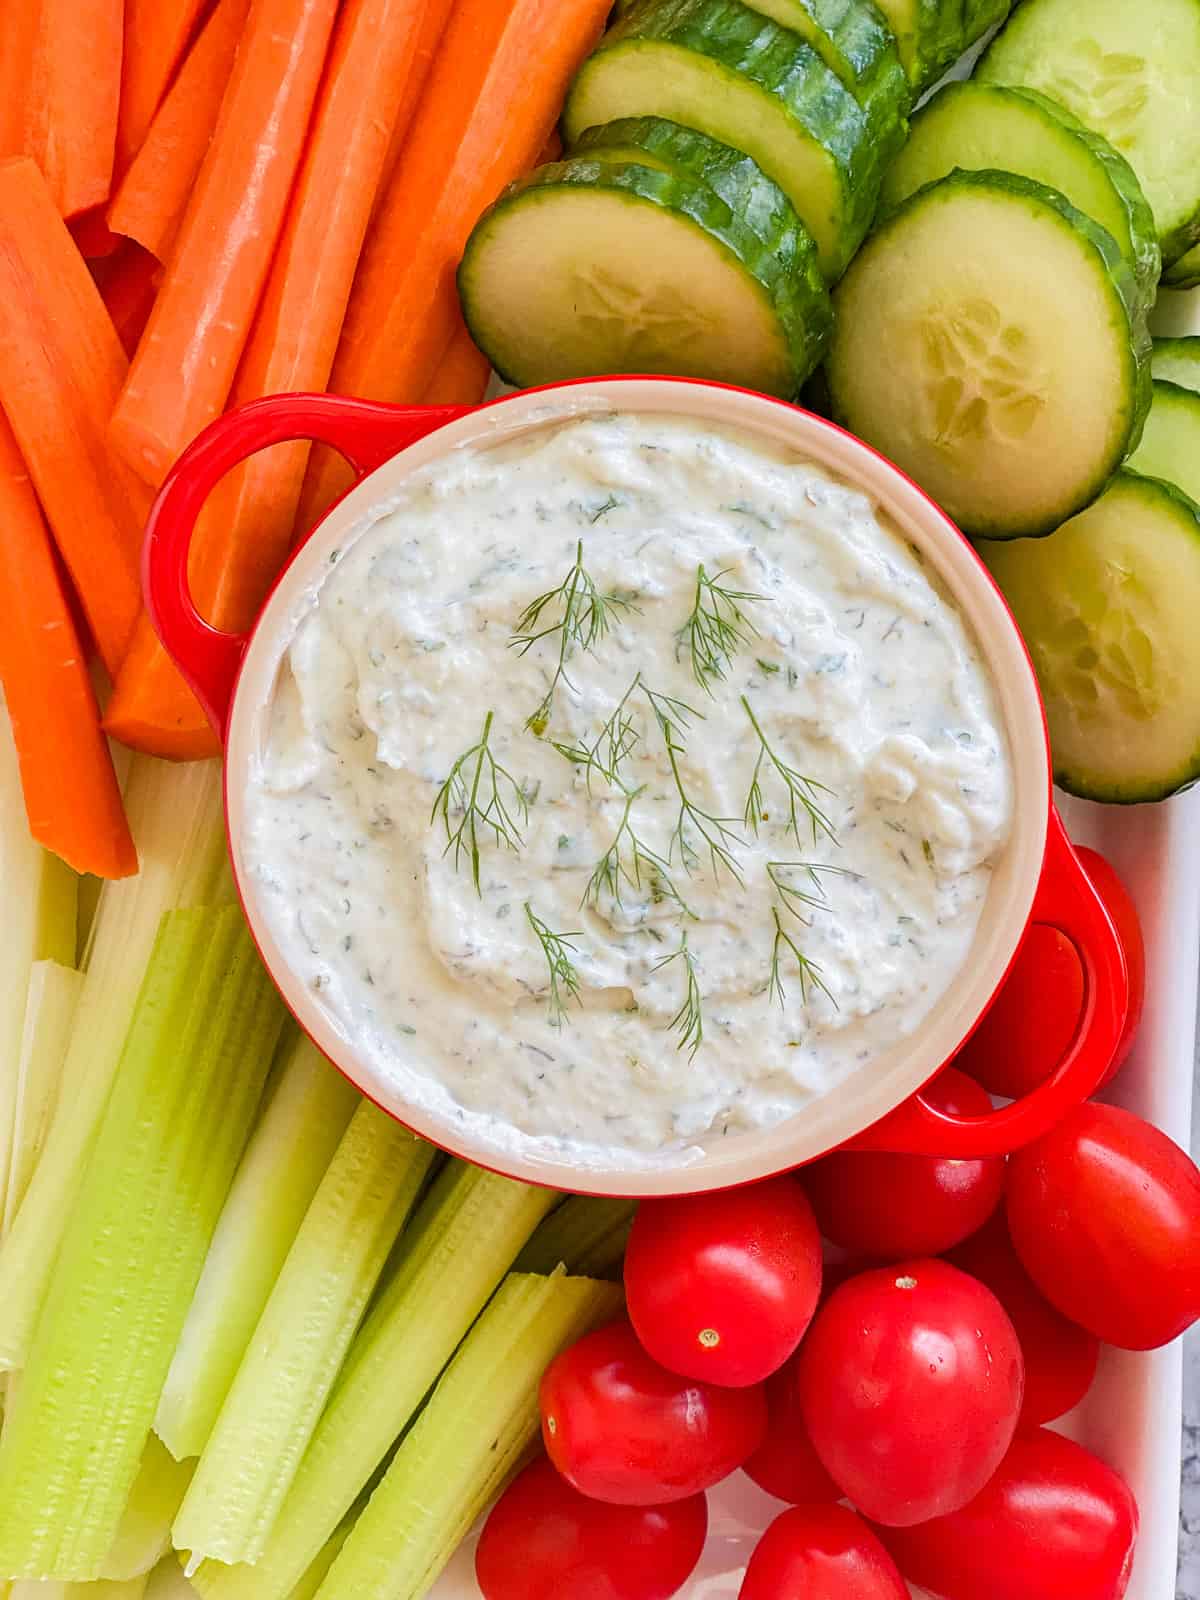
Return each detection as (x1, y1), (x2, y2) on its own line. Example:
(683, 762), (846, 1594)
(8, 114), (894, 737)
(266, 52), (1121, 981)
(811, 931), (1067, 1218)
(1152, 336), (1200, 392)
(827, 169), (1151, 538)
(977, 0), (1200, 265)
(979, 471), (1200, 802)
(736, 0), (910, 121)
(880, 82), (1160, 308)
(1163, 240), (1200, 289)
(459, 157), (832, 397)
(872, 0), (1008, 90)
(569, 117), (803, 252)
(1127, 379), (1200, 505)
(563, 0), (904, 280)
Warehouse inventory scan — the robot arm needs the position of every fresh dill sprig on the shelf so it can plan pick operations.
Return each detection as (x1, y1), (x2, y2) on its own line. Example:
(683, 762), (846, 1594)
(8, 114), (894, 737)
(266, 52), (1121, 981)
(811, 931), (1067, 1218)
(653, 931), (704, 1059)
(430, 710), (528, 895)
(768, 907), (835, 1010)
(642, 684), (746, 885)
(524, 902), (582, 1028)
(679, 563), (763, 692)
(741, 696), (837, 847)
(552, 673), (643, 792)
(582, 786), (693, 917)
(511, 540), (638, 734)
(766, 860), (858, 923)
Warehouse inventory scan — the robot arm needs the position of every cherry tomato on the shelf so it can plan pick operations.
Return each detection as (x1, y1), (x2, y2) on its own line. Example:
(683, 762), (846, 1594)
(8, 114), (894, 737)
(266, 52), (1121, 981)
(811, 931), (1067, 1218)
(476, 1457), (708, 1600)
(540, 1319), (768, 1505)
(873, 1428), (1138, 1600)
(1006, 1101), (1200, 1350)
(739, 1505), (908, 1600)
(948, 1210), (1098, 1425)
(801, 1068), (1005, 1259)
(796, 1259), (1023, 1526)
(956, 848), (1143, 1099)
(741, 1355), (840, 1504)
(624, 1176), (822, 1386)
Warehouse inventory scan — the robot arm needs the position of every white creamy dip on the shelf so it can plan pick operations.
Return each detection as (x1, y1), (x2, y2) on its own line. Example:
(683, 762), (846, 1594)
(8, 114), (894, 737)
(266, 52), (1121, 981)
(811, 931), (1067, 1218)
(243, 412), (1013, 1168)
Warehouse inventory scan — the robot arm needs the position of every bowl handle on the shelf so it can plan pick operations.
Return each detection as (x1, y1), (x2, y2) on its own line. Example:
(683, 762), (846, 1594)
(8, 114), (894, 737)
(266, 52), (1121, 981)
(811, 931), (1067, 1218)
(143, 392), (474, 737)
(842, 807), (1129, 1158)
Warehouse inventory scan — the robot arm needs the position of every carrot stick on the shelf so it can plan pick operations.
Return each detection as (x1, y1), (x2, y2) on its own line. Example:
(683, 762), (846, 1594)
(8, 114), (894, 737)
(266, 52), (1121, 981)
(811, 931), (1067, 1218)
(100, 243), (162, 358)
(102, 617), (220, 761)
(108, 0), (251, 262)
(298, 0), (610, 525)
(0, 159), (150, 680)
(0, 413), (136, 878)
(106, 0), (436, 760)
(114, 0), (208, 175)
(418, 316), (492, 408)
(0, 0), (40, 159)
(110, 0), (341, 488)
(25, 0), (123, 216)
(71, 206), (123, 260)
(376, 0), (456, 199)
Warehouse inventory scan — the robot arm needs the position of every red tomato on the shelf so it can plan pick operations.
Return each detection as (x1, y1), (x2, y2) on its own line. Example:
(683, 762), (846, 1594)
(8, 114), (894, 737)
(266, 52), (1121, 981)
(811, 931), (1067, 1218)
(741, 1356), (840, 1504)
(476, 1457), (708, 1600)
(873, 1428), (1138, 1600)
(739, 1505), (908, 1600)
(624, 1176), (822, 1386)
(1006, 1101), (1200, 1350)
(1075, 847), (1145, 1087)
(796, 1259), (1023, 1526)
(956, 848), (1143, 1099)
(540, 1319), (768, 1505)
(948, 1211), (1099, 1425)
(801, 1068), (1005, 1259)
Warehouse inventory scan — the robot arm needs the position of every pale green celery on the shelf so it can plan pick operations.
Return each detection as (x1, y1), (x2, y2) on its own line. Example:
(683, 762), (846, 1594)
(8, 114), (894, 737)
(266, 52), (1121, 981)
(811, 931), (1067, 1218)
(100, 1435), (194, 1581)
(11, 1578), (150, 1598)
(3, 962), (84, 1231)
(282, 1513), (357, 1600)
(0, 757), (225, 1372)
(0, 697), (79, 1223)
(190, 1165), (557, 1600)
(175, 1104), (434, 1568)
(318, 1272), (623, 1599)
(0, 905), (284, 1579)
(513, 1196), (638, 1279)
(156, 1036), (360, 1460)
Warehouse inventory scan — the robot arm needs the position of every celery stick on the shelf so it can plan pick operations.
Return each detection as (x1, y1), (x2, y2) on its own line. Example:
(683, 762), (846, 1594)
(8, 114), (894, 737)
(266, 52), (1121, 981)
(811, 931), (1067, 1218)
(317, 1271), (623, 1599)
(11, 1579), (150, 1598)
(513, 1196), (638, 1279)
(0, 757), (225, 1372)
(282, 1513), (356, 1600)
(175, 1105), (434, 1568)
(100, 1435), (194, 1582)
(0, 698), (78, 1221)
(0, 906), (284, 1579)
(3, 961), (84, 1231)
(190, 1165), (557, 1600)
(156, 1036), (360, 1461)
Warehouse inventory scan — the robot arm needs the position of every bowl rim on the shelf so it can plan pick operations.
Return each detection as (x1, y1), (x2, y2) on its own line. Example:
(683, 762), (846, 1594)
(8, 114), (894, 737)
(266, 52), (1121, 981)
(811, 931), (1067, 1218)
(224, 376), (1051, 1197)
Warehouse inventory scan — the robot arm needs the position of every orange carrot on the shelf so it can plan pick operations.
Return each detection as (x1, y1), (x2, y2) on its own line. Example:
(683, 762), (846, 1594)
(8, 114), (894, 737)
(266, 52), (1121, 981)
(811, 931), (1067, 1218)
(71, 205), (124, 259)
(99, 242), (162, 357)
(0, 412), (136, 878)
(108, 0), (251, 262)
(106, 0), (436, 760)
(25, 0), (123, 216)
(419, 316), (492, 408)
(114, 0), (208, 175)
(377, 0), (456, 198)
(298, 0), (611, 525)
(109, 0), (341, 488)
(0, 0), (40, 158)
(0, 159), (150, 680)
(103, 617), (220, 761)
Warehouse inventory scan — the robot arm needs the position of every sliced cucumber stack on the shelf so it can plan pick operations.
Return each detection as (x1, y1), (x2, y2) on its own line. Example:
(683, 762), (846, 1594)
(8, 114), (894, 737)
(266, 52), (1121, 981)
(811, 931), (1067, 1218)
(980, 472), (1200, 802)
(562, 0), (906, 280)
(1151, 337), (1200, 393)
(826, 169), (1151, 539)
(880, 82), (1160, 309)
(459, 156), (832, 397)
(738, 0), (910, 122)
(873, 0), (1010, 92)
(978, 0), (1200, 265)
(1127, 380), (1200, 506)
(1163, 241), (1200, 290)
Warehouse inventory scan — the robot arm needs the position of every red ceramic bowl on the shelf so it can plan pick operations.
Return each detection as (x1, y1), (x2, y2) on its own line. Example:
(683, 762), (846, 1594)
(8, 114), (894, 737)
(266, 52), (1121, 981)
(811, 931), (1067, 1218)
(144, 377), (1129, 1196)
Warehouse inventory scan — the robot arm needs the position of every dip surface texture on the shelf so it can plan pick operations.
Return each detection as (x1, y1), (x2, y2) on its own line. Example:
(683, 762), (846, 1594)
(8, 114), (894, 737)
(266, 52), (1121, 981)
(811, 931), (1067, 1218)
(244, 412), (1013, 1168)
